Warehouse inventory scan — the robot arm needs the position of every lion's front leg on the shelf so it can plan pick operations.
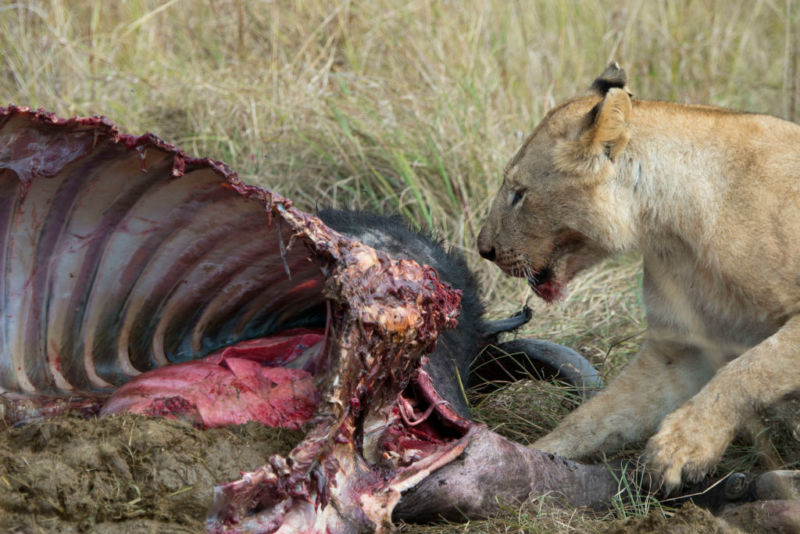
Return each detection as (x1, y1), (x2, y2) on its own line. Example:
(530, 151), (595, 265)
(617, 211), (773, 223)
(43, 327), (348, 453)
(533, 340), (713, 459)
(645, 316), (800, 494)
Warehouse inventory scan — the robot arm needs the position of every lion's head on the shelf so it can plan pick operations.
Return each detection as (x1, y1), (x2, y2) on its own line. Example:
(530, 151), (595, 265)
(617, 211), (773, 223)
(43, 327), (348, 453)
(477, 63), (636, 302)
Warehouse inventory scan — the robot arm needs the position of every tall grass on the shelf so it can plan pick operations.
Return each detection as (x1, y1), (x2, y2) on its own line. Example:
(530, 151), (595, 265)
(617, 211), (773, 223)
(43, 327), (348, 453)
(2, 1), (798, 531)
(2, 0), (796, 246)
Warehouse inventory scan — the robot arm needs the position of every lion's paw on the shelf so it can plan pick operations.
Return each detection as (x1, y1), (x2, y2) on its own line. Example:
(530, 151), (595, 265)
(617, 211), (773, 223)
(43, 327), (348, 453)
(643, 404), (733, 495)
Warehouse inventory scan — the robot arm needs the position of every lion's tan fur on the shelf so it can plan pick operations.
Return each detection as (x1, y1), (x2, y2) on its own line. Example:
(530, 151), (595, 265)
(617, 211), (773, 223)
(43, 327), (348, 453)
(477, 64), (800, 492)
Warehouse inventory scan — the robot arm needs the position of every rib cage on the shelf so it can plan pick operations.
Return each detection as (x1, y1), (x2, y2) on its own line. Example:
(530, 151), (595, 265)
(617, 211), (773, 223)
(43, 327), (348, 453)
(0, 108), (327, 393)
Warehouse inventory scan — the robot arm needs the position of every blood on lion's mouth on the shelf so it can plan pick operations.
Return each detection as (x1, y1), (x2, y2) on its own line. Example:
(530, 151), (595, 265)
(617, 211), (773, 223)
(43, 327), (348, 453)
(526, 266), (564, 302)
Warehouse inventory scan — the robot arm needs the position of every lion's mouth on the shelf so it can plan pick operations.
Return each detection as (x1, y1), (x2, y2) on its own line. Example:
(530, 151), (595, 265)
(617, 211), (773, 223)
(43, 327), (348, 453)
(526, 265), (564, 303)
(524, 231), (589, 302)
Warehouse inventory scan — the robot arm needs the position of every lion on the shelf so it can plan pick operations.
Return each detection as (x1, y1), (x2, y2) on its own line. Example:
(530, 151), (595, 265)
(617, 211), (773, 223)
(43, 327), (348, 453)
(477, 62), (800, 493)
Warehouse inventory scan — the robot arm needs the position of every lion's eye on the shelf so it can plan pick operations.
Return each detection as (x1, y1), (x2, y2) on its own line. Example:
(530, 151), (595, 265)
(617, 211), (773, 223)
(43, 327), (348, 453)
(511, 189), (525, 206)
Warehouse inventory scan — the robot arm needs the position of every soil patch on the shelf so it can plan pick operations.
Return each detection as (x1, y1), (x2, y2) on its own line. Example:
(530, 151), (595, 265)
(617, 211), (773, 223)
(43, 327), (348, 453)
(0, 415), (302, 533)
(600, 504), (738, 534)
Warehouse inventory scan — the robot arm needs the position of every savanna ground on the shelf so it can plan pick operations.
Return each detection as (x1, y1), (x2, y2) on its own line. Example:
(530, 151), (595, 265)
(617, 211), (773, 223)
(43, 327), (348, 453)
(2, 1), (800, 532)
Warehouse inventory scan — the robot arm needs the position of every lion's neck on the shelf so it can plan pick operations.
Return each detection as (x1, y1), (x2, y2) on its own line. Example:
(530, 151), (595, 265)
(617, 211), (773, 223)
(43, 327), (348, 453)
(617, 124), (727, 261)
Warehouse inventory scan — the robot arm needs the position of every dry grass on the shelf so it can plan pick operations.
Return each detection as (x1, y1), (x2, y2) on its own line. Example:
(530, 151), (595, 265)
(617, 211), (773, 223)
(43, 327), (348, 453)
(2, 1), (799, 532)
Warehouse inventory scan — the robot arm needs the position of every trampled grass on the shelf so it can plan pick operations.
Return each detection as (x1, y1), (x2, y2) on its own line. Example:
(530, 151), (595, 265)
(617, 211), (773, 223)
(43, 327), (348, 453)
(2, 1), (799, 532)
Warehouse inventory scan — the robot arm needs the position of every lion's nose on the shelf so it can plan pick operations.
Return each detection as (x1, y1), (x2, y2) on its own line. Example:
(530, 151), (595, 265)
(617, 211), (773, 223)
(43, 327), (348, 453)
(478, 244), (496, 261)
(477, 229), (496, 261)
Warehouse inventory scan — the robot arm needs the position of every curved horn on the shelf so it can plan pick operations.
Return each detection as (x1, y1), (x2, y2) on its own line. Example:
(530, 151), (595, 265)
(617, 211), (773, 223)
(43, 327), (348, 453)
(471, 338), (603, 399)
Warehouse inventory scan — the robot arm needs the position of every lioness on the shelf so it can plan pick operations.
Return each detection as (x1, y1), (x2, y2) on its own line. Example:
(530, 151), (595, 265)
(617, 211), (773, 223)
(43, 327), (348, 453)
(477, 63), (800, 493)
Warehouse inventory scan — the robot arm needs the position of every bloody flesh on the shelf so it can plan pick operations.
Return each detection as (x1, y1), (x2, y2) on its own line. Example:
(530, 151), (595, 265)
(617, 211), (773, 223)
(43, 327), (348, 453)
(101, 329), (325, 429)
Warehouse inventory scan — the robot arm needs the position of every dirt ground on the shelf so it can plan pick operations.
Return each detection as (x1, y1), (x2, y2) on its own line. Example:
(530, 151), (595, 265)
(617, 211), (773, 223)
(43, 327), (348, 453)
(0, 415), (302, 533)
(1, 393), (796, 533)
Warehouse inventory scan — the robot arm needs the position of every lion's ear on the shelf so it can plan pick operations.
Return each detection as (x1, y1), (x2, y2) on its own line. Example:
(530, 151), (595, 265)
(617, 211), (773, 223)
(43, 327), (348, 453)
(590, 62), (629, 96)
(581, 87), (631, 161)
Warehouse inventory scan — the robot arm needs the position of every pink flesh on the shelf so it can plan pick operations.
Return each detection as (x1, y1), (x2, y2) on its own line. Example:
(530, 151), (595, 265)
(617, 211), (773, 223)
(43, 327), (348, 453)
(101, 329), (324, 429)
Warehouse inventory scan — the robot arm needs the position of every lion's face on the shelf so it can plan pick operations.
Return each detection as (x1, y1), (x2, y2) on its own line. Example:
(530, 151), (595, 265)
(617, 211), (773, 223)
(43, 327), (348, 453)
(478, 70), (634, 302)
